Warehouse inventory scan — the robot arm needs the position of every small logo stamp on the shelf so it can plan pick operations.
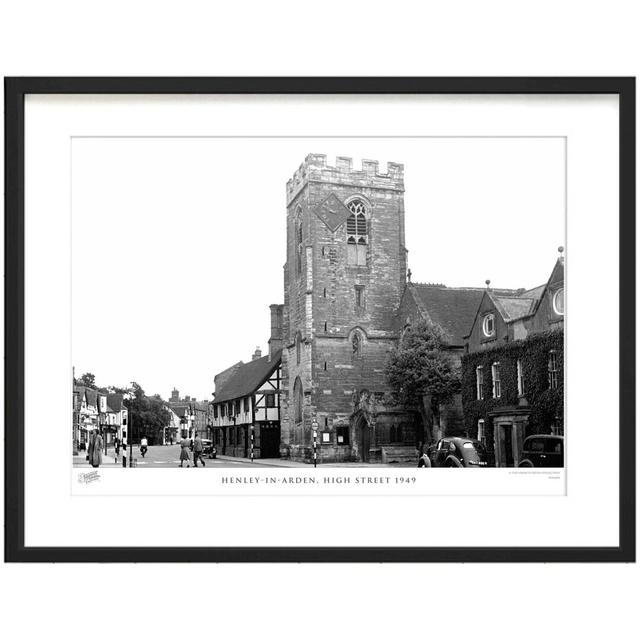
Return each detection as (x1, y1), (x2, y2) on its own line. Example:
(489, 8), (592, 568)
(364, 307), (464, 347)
(77, 470), (100, 484)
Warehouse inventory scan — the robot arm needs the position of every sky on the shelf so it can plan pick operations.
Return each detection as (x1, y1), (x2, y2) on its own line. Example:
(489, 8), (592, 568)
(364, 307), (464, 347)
(72, 136), (565, 400)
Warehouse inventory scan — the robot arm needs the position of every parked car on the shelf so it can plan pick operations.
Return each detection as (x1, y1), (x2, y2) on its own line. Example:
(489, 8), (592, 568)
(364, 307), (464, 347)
(518, 435), (564, 468)
(190, 438), (216, 458)
(203, 439), (217, 459)
(426, 437), (490, 468)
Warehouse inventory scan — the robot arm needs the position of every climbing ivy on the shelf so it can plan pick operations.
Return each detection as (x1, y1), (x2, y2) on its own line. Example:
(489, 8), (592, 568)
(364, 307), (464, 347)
(461, 329), (564, 439)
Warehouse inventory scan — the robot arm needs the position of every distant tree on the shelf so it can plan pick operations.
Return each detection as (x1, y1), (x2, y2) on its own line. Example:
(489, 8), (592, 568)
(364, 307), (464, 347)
(76, 372), (97, 389)
(385, 320), (461, 445)
(108, 385), (132, 396)
(124, 381), (171, 445)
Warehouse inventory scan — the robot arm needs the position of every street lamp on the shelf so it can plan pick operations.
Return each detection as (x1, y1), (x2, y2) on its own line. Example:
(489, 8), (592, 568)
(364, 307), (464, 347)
(311, 416), (318, 468)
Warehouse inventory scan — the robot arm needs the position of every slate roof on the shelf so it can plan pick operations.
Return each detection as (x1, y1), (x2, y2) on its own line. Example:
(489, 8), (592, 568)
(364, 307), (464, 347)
(107, 394), (124, 412)
(490, 283), (545, 322)
(213, 350), (282, 404)
(408, 285), (486, 346)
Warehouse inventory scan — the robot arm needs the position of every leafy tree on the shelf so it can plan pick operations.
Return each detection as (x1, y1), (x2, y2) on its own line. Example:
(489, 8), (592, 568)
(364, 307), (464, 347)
(385, 320), (461, 445)
(124, 381), (171, 445)
(107, 385), (132, 396)
(76, 372), (97, 389)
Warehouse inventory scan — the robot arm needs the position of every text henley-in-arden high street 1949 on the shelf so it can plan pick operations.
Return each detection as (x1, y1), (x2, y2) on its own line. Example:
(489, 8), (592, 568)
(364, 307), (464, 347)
(73, 154), (564, 469)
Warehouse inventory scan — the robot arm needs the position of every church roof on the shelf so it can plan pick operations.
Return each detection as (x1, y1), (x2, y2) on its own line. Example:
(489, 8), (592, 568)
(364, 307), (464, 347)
(408, 285), (486, 346)
(213, 350), (282, 404)
(489, 282), (545, 322)
(490, 294), (537, 322)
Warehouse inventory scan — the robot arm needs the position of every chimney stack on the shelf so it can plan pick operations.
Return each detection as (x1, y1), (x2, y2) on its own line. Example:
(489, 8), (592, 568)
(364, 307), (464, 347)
(268, 304), (284, 360)
(252, 347), (262, 361)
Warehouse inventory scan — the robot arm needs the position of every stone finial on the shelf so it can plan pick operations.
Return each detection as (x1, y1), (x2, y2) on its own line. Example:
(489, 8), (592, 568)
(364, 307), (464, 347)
(407, 268), (412, 283)
(558, 246), (564, 254)
(485, 279), (491, 290)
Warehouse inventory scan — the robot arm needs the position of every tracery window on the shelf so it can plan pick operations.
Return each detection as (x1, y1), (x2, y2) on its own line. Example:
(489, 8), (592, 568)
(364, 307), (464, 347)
(346, 199), (368, 266)
(352, 331), (362, 358)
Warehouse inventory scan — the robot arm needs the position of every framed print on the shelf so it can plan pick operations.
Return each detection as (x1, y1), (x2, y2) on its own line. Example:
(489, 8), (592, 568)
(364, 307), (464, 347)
(4, 77), (635, 562)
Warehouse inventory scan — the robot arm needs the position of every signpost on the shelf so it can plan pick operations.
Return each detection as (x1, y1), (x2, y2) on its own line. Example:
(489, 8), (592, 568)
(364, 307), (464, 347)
(312, 417), (318, 468)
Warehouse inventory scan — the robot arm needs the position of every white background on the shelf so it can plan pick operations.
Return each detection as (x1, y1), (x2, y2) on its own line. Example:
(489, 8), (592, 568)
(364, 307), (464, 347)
(29, 94), (609, 538)
(72, 135), (564, 399)
(1, 2), (638, 640)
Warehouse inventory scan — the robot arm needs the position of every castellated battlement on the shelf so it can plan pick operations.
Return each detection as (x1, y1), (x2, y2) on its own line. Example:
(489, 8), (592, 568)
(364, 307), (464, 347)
(286, 154), (404, 204)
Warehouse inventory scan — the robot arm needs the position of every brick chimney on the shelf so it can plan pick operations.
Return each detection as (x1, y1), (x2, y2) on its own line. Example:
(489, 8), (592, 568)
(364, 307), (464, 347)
(252, 346), (262, 361)
(268, 303), (284, 361)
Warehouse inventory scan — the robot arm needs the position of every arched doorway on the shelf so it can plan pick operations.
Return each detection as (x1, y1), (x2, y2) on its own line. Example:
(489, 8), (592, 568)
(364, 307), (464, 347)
(355, 415), (371, 463)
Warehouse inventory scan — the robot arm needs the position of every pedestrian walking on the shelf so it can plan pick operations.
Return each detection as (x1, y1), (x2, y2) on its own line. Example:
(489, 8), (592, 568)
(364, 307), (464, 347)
(179, 435), (191, 467)
(140, 435), (148, 458)
(114, 436), (120, 459)
(193, 433), (205, 467)
(87, 428), (103, 468)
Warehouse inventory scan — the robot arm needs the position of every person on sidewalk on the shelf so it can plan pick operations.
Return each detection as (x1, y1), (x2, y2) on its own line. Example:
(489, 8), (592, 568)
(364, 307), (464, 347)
(87, 428), (103, 468)
(193, 434), (205, 467)
(114, 436), (120, 461)
(179, 435), (191, 467)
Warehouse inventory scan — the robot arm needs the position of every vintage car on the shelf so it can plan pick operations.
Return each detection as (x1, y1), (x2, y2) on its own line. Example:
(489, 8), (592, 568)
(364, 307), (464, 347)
(518, 435), (564, 468)
(190, 438), (217, 458)
(424, 437), (490, 468)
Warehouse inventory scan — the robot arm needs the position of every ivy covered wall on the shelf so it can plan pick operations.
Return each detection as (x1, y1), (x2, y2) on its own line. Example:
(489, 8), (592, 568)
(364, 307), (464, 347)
(461, 329), (564, 441)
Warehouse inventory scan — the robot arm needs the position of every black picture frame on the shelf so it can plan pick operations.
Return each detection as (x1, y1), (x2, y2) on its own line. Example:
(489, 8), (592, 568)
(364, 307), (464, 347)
(4, 77), (635, 563)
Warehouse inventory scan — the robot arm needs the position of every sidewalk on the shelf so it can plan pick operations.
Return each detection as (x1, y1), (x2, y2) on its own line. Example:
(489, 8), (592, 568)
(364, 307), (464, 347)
(215, 454), (307, 468)
(214, 454), (412, 468)
(72, 452), (119, 467)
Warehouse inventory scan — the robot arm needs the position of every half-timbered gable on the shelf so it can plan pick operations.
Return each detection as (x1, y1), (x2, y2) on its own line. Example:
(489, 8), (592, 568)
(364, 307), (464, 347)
(211, 349), (282, 459)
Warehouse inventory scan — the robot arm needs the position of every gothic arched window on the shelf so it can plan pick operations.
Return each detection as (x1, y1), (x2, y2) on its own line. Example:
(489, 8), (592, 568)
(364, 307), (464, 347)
(352, 331), (362, 358)
(346, 198), (368, 266)
(293, 377), (303, 424)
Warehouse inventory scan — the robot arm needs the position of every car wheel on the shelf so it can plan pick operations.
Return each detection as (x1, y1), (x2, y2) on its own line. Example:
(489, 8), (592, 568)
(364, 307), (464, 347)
(518, 459), (534, 468)
(445, 456), (463, 468)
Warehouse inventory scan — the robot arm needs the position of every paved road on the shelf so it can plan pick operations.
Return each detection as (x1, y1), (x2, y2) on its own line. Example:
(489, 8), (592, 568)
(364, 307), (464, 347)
(120, 444), (292, 469)
(75, 444), (417, 469)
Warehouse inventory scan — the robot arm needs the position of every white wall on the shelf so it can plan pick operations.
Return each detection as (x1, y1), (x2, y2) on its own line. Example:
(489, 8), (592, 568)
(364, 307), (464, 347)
(1, 4), (638, 640)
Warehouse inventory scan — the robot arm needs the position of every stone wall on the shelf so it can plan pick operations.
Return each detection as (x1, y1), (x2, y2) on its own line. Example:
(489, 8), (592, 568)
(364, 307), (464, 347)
(281, 155), (414, 462)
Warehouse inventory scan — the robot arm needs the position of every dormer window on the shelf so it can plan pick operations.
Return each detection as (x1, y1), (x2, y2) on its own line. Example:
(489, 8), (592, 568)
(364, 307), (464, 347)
(553, 287), (564, 316)
(482, 313), (495, 338)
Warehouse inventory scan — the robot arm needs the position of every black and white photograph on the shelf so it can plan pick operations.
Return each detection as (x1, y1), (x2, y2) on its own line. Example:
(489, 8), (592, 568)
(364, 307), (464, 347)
(71, 138), (565, 478)
(6, 79), (632, 560)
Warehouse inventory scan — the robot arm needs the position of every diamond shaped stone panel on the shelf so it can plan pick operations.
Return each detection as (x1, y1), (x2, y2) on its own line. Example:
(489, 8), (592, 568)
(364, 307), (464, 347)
(313, 193), (351, 232)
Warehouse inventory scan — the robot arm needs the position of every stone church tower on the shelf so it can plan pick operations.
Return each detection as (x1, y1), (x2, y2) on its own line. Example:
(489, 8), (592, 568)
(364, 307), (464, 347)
(280, 154), (416, 463)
